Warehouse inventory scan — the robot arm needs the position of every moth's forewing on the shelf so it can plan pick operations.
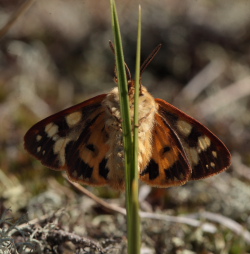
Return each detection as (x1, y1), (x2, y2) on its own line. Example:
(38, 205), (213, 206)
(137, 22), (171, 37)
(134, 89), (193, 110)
(24, 94), (110, 187)
(154, 98), (231, 181)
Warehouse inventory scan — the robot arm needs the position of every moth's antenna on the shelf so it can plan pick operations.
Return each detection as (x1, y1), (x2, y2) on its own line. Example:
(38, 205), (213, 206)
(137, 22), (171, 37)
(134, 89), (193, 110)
(109, 40), (115, 54)
(109, 41), (132, 81)
(140, 44), (162, 75)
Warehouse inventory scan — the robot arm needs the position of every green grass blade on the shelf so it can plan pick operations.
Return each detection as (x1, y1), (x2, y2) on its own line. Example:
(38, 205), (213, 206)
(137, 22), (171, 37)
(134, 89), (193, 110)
(110, 0), (133, 193)
(128, 5), (142, 254)
(110, 1), (142, 253)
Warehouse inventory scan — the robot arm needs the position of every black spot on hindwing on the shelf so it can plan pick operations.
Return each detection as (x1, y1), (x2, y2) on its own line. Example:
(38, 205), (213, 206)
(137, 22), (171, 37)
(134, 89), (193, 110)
(99, 158), (109, 179)
(140, 159), (159, 180)
(65, 141), (93, 179)
(162, 146), (171, 155)
(86, 144), (96, 152)
(164, 160), (187, 182)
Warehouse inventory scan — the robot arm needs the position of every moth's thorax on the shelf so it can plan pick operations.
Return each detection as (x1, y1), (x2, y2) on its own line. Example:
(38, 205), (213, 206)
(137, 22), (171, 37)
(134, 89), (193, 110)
(104, 83), (157, 122)
(102, 81), (157, 189)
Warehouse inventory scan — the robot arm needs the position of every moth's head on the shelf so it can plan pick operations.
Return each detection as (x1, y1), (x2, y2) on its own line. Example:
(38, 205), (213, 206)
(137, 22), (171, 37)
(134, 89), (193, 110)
(127, 79), (150, 100)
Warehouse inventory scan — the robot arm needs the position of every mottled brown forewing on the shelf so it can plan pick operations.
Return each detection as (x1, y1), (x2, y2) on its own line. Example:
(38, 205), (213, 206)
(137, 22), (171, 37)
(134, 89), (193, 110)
(24, 94), (111, 187)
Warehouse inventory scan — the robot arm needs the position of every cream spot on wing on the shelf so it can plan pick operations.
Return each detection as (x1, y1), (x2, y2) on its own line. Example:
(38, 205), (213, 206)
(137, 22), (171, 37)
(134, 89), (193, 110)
(72, 170), (77, 178)
(42, 150), (46, 155)
(206, 164), (209, 168)
(52, 135), (60, 141)
(198, 136), (211, 151)
(174, 177), (179, 182)
(210, 162), (215, 168)
(78, 174), (84, 180)
(189, 147), (199, 165)
(45, 123), (58, 138)
(212, 151), (217, 158)
(177, 120), (192, 136)
(66, 111), (82, 127)
(53, 138), (71, 166)
(37, 146), (41, 153)
(179, 173), (185, 180)
(36, 135), (42, 141)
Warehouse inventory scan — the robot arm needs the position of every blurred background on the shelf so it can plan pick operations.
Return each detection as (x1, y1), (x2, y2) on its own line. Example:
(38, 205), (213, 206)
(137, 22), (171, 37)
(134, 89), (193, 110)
(0, 0), (250, 253)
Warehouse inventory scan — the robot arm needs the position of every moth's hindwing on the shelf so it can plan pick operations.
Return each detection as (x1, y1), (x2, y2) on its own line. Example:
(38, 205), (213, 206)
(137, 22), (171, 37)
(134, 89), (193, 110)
(152, 98), (231, 183)
(140, 114), (192, 187)
(24, 94), (110, 187)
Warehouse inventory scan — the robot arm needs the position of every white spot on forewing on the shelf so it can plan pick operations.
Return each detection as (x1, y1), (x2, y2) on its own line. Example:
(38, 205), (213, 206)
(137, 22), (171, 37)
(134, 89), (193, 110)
(189, 147), (199, 165)
(52, 135), (59, 141)
(45, 123), (58, 138)
(37, 146), (41, 153)
(36, 135), (42, 141)
(178, 173), (184, 180)
(66, 111), (82, 127)
(198, 136), (211, 151)
(53, 138), (71, 166)
(212, 151), (217, 158)
(174, 177), (179, 182)
(177, 120), (192, 136)
(78, 174), (84, 180)
(210, 162), (215, 168)
(72, 170), (78, 178)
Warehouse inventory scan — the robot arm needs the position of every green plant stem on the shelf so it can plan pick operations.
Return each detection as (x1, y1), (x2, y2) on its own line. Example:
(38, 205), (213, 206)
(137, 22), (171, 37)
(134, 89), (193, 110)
(110, 1), (142, 253)
(129, 4), (142, 254)
(110, 0), (133, 188)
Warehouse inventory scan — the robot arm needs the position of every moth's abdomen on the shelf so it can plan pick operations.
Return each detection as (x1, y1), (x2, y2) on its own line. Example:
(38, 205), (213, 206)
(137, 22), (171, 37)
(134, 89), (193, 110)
(101, 85), (158, 190)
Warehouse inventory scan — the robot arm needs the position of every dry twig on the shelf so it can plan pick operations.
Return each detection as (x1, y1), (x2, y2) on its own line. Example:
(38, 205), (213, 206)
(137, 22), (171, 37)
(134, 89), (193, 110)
(192, 211), (250, 244)
(66, 177), (250, 243)
(66, 177), (216, 233)
(0, 0), (36, 40)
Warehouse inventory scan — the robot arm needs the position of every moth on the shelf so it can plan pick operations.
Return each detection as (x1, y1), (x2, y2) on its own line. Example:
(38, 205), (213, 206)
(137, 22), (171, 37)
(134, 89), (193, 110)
(24, 44), (231, 191)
